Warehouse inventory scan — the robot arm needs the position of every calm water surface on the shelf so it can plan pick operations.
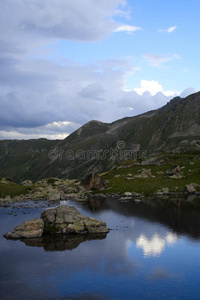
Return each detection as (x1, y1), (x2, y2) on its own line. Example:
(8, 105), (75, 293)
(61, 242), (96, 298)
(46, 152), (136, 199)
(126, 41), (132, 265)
(0, 197), (200, 300)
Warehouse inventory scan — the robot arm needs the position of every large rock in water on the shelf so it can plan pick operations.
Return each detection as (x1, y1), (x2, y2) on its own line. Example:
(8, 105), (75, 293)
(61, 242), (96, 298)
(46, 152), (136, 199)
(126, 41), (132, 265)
(4, 205), (109, 239)
(41, 205), (108, 234)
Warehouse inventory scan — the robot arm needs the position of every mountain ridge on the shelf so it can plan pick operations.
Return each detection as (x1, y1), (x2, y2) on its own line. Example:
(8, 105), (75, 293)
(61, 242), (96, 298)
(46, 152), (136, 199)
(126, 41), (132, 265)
(0, 91), (200, 182)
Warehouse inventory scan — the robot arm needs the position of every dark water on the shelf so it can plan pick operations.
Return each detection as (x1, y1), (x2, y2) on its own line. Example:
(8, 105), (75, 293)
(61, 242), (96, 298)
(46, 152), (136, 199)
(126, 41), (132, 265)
(1, 197), (200, 300)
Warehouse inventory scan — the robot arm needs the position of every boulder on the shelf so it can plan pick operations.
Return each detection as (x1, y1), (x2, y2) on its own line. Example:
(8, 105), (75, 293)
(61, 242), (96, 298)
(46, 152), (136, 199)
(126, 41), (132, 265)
(141, 168), (152, 178)
(155, 187), (169, 196)
(124, 192), (132, 197)
(167, 165), (181, 176)
(184, 184), (196, 194)
(4, 219), (44, 239)
(81, 173), (105, 190)
(41, 205), (108, 234)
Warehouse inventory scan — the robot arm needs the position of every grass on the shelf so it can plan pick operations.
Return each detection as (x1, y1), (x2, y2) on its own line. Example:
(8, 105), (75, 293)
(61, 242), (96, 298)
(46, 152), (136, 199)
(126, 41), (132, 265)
(97, 152), (200, 195)
(0, 151), (200, 198)
(0, 182), (32, 198)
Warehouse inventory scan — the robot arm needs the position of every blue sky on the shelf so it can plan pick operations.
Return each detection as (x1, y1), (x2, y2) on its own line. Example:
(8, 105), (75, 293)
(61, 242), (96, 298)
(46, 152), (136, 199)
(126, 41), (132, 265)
(0, 0), (199, 139)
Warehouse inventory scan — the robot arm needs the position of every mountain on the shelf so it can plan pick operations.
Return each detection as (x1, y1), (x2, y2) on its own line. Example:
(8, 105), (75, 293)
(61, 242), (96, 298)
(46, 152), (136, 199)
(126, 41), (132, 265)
(0, 91), (200, 182)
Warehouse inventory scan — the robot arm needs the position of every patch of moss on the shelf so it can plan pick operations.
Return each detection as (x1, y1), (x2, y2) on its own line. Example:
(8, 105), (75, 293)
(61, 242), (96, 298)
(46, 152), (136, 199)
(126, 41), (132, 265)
(0, 182), (32, 198)
(43, 225), (59, 234)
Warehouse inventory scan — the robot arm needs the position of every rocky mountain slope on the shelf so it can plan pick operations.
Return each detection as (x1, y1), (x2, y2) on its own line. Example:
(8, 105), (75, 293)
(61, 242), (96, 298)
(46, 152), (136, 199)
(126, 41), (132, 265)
(0, 91), (200, 182)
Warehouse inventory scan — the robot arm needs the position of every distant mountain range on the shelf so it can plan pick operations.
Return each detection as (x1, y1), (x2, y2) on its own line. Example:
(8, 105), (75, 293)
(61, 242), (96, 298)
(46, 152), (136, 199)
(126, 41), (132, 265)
(0, 91), (200, 182)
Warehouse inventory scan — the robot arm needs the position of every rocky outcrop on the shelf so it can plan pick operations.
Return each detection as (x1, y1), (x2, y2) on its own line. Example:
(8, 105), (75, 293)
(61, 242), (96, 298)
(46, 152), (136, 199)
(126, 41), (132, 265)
(81, 173), (105, 190)
(4, 205), (109, 239)
(41, 205), (108, 234)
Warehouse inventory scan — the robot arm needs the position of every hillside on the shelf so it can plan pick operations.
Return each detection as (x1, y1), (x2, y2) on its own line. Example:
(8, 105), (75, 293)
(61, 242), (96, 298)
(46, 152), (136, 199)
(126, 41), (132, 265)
(0, 91), (200, 182)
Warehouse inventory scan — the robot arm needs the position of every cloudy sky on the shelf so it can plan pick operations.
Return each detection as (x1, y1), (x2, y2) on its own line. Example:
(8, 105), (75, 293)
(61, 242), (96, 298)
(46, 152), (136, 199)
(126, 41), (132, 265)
(0, 0), (199, 140)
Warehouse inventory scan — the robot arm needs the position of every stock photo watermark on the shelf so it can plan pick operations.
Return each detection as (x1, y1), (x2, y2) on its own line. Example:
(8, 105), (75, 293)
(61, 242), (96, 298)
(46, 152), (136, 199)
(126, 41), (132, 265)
(48, 141), (147, 162)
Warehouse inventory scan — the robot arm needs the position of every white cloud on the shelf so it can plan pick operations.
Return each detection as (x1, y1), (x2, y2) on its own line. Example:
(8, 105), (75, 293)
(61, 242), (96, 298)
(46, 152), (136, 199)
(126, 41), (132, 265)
(114, 25), (143, 34)
(158, 25), (177, 33)
(134, 80), (180, 97)
(143, 54), (180, 67)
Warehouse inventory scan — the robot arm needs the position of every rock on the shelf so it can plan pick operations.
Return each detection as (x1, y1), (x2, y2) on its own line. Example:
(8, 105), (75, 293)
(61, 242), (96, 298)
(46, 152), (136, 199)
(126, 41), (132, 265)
(169, 174), (183, 180)
(114, 175), (121, 178)
(141, 168), (152, 178)
(0, 178), (10, 184)
(41, 205), (108, 234)
(21, 180), (33, 186)
(161, 187), (169, 194)
(124, 192), (132, 197)
(184, 184), (196, 194)
(4, 195), (12, 203)
(65, 186), (78, 194)
(47, 192), (61, 201)
(4, 219), (44, 239)
(141, 156), (164, 166)
(155, 187), (169, 196)
(4, 205), (109, 240)
(167, 165), (181, 176)
(156, 171), (164, 175)
(132, 192), (140, 197)
(81, 173), (105, 190)
(134, 174), (142, 178)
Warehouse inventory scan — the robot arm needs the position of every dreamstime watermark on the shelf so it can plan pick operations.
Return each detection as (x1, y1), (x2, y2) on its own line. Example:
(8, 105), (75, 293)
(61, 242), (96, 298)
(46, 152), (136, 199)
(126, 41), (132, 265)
(48, 141), (147, 162)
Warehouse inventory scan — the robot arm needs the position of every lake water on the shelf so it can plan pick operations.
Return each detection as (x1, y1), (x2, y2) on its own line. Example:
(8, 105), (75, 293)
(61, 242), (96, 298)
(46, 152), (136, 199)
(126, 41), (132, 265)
(1, 197), (200, 300)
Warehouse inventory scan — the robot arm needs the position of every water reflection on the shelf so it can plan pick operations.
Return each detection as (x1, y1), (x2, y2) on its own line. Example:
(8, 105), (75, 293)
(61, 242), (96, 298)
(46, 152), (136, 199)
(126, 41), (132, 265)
(1, 197), (200, 299)
(22, 233), (107, 251)
(135, 232), (178, 257)
(87, 195), (200, 239)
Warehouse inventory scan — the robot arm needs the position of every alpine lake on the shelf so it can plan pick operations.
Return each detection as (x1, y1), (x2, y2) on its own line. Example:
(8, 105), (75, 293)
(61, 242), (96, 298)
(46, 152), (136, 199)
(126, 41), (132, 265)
(1, 195), (200, 300)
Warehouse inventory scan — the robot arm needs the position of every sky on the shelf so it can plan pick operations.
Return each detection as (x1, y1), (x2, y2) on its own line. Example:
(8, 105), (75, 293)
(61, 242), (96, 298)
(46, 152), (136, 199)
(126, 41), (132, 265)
(0, 0), (199, 140)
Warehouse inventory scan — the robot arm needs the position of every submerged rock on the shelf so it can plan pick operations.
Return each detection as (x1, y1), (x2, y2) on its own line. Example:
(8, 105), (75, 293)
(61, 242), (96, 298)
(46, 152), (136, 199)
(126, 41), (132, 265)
(4, 205), (109, 239)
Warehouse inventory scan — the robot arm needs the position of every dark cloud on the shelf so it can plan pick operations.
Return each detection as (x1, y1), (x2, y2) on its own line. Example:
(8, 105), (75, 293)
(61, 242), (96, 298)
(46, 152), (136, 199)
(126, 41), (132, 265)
(0, 0), (195, 139)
